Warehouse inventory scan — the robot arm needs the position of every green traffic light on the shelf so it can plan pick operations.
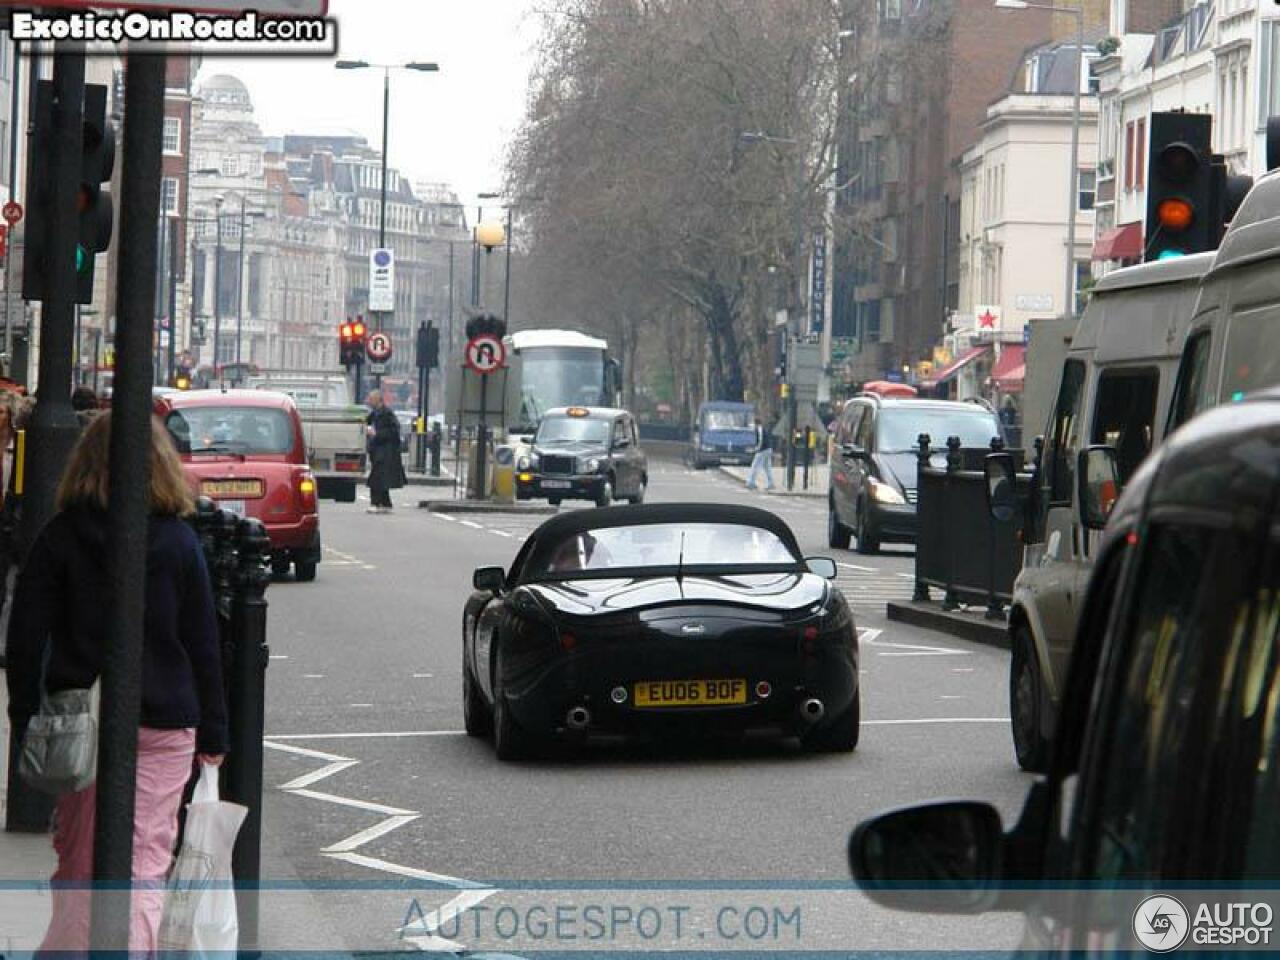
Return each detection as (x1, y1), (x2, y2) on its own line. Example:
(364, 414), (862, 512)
(1156, 249), (1186, 261)
(75, 244), (86, 272)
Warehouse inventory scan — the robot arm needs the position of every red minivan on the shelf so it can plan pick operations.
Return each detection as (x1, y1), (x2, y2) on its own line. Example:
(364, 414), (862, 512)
(156, 388), (321, 581)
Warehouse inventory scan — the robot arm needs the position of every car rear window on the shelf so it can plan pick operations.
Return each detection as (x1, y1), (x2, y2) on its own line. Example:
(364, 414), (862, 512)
(166, 406), (294, 455)
(875, 407), (1001, 452)
(540, 522), (796, 575)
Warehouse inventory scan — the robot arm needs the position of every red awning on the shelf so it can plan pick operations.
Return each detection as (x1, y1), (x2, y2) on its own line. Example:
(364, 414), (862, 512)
(990, 344), (1026, 392)
(1092, 222), (1143, 261)
(920, 345), (990, 389)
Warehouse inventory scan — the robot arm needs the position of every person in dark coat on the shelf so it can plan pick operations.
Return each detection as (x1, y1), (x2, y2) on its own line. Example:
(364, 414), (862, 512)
(365, 390), (405, 513)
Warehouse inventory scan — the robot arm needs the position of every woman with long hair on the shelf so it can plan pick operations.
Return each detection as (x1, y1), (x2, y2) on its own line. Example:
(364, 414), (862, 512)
(5, 412), (228, 953)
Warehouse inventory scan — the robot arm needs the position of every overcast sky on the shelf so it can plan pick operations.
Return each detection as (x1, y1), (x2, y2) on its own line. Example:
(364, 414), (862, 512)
(196, 0), (541, 209)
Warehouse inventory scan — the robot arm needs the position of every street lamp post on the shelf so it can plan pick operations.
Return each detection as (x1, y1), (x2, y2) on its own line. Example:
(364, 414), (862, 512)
(213, 194), (224, 375)
(235, 197), (268, 372)
(996, 0), (1083, 321)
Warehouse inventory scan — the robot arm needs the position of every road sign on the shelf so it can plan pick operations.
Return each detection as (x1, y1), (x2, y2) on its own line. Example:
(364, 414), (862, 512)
(2, 201), (22, 226)
(368, 248), (395, 313)
(366, 331), (393, 363)
(28, 1), (328, 12)
(369, 362), (387, 375)
(464, 334), (506, 375)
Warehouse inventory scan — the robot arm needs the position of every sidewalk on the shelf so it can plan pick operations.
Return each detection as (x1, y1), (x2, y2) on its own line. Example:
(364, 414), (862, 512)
(0, 674), (54, 953)
(718, 462), (828, 498)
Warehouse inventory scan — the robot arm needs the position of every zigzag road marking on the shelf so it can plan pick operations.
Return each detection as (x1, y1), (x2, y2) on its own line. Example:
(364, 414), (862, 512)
(262, 739), (498, 952)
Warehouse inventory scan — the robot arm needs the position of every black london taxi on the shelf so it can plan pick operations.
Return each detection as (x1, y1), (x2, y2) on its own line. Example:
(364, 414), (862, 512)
(847, 387), (1280, 951)
(515, 406), (648, 507)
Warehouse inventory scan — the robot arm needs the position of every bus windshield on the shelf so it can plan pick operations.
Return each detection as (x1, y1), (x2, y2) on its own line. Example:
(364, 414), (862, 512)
(519, 346), (606, 425)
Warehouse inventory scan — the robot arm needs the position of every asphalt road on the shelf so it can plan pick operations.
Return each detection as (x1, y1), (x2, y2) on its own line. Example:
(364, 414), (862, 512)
(256, 458), (1033, 954)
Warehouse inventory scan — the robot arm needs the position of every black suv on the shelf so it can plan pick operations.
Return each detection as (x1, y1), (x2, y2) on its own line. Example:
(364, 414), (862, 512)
(849, 389), (1280, 949)
(515, 406), (648, 507)
(828, 395), (1002, 553)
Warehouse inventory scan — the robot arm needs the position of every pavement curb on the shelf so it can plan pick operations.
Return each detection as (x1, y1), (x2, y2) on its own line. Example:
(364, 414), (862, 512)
(716, 465), (826, 499)
(886, 601), (1011, 650)
(404, 473), (455, 487)
(420, 500), (559, 515)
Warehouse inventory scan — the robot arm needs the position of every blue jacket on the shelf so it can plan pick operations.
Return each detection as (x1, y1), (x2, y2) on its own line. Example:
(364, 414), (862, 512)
(6, 506), (228, 754)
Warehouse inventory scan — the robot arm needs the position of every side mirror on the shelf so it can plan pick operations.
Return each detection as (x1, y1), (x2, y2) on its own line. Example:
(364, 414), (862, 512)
(1077, 445), (1121, 531)
(849, 801), (1004, 914)
(805, 556), (838, 580)
(472, 566), (506, 594)
(841, 443), (866, 460)
(983, 453), (1017, 523)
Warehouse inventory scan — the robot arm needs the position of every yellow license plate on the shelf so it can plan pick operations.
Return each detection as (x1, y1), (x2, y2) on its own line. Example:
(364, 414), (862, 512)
(633, 679), (747, 708)
(201, 478), (263, 498)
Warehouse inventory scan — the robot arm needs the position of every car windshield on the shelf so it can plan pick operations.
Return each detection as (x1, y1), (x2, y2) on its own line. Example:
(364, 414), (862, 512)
(165, 406), (293, 455)
(535, 416), (610, 445)
(539, 522), (796, 575)
(702, 409), (752, 430)
(876, 407), (1001, 452)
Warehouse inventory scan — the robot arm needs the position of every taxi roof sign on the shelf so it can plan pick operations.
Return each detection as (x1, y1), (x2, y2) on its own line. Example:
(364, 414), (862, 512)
(567, 406), (590, 417)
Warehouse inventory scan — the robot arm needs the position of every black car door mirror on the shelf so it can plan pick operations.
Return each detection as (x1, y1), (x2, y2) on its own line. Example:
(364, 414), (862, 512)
(1077, 445), (1121, 531)
(841, 443), (866, 460)
(473, 566), (506, 594)
(984, 453), (1017, 523)
(805, 557), (838, 580)
(849, 801), (1004, 913)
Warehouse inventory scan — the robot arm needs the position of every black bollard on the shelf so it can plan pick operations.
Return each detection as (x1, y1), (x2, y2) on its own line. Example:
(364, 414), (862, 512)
(913, 434), (932, 603)
(429, 423), (442, 477)
(225, 516), (270, 955)
(942, 436), (963, 612)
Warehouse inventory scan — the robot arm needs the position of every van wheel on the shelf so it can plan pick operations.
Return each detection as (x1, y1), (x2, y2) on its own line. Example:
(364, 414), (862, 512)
(855, 503), (880, 555)
(337, 482), (357, 504)
(595, 478), (614, 508)
(1011, 624), (1049, 771)
(628, 477), (647, 505)
(828, 497), (852, 550)
(547, 497), (562, 507)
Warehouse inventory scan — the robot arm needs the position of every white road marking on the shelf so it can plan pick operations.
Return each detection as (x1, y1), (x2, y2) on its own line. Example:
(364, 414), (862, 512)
(349, 703), (374, 708)
(269, 654), (289, 660)
(458, 520), (483, 530)
(837, 561), (878, 573)
(326, 851), (492, 890)
(938, 695), (967, 700)
(302, 674), (326, 679)
(863, 631), (968, 657)
(288, 788), (415, 817)
(488, 529), (513, 538)
(896, 573), (916, 580)
(267, 730), (469, 741)
(432, 513), (458, 523)
(399, 888), (501, 951)
(863, 717), (1010, 725)
(952, 667), (976, 673)
(321, 814), (421, 854)
(412, 673), (434, 679)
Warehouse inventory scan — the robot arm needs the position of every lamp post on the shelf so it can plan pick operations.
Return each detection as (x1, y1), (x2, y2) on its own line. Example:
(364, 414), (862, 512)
(234, 196), (268, 371)
(213, 194), (224, 374)
(995, 0), (1083, 322)
(471, 219), (506, 499)
(335, 59), (439, 333)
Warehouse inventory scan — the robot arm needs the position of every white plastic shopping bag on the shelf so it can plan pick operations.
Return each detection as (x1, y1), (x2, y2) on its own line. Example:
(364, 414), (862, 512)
(159, 763), (248, 957)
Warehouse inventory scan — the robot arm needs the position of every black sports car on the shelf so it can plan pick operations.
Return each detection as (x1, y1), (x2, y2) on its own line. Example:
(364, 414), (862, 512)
(462, 503), (860, 760)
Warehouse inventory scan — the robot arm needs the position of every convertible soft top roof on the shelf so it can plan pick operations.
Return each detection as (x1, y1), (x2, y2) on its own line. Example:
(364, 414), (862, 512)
(518, 503), (804, 577)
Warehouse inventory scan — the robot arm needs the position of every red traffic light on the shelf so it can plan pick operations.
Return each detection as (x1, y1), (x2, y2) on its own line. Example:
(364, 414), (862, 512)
(1157, 198), (1195, 231)
(340, 323), (353, 339)
(351, 321), (366, 339)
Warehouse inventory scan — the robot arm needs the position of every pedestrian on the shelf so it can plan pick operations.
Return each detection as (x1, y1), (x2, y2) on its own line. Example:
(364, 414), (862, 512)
(5, 412), (228, 954)
(365, 389), (405, 513)
(70, 386), (99, 427)
(746, 416), (775, 492)
(0, 390), (24, 658)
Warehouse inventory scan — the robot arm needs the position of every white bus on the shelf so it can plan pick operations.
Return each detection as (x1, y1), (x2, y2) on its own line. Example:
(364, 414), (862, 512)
(506, 329), (622, 431)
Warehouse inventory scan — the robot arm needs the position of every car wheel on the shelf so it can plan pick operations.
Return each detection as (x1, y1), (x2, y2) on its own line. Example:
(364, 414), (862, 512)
(595, 477), (614, 508)
(828, 497), (852, 550)
(548, 497), (562, 507)
(629, 476), (647, 505)
(801, 689), (860, 753)
(855, 502), (880, 555)
(463, 661), (491, 738)
(1010, 623), (1049, 771)
(294, 560), (318, 583)
(493, 687), (536, 762)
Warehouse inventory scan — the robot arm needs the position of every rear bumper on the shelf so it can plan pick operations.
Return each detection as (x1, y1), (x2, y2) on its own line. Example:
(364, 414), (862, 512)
(516, 473), (607, 501)
(503, 643), (858, 741)
(261, 512), (321, 557)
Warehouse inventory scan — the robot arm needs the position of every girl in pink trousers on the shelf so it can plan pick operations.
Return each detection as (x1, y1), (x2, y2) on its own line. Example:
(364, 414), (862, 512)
(6, 414), (228, 953)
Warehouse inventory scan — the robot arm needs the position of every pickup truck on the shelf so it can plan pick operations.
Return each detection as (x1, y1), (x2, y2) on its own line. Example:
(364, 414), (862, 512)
(245, 373), (366, 502)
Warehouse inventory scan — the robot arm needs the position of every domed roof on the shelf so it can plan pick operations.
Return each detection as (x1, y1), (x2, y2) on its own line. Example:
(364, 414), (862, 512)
(198, 73), (252, 107)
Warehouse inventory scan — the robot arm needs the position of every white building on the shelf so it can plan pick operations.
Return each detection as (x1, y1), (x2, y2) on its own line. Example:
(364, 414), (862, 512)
(1092, 0), (1275, 270)
(949, 38), (1099, 403)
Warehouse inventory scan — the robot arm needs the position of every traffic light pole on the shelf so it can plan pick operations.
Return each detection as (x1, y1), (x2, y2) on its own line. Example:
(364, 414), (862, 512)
(92, 50), (166, 951)
(5, 42), (84, 834)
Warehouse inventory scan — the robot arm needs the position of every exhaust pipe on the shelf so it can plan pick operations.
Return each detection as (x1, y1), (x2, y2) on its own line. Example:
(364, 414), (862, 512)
(566, 706), (592, 730)
(800, 699), (826, 724)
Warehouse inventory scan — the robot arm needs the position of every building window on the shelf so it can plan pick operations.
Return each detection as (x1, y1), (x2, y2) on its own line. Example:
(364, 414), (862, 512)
(161, 177), (179, 215)
(1135, 117), (1146, 188)
(223, 153), (239, 176)
(1078, 169), (1097, 211)
(163, 116), (181, 154)
(1124, 122), (1135, 191)
(1074, 260), (1091, 316)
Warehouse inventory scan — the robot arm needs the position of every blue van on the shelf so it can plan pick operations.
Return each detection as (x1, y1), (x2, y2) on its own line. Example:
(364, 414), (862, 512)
(691, 401), (758, 469)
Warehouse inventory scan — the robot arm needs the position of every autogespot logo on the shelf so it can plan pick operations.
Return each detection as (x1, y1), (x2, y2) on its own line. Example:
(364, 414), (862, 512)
(1134, 895), (1191, 953)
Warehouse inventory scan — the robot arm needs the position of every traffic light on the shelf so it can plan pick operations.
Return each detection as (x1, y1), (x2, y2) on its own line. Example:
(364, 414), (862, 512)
(464, 313), (506, 340)
(339, 317), (368, 367)
(1144, 112), (1213, 262)
(77, 84), (114, 303)
(416, 322), (439, 369)
(22, 82), (115, 304)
